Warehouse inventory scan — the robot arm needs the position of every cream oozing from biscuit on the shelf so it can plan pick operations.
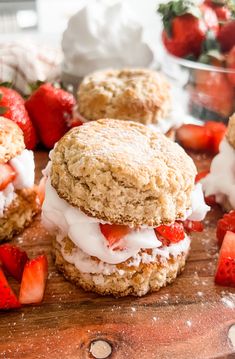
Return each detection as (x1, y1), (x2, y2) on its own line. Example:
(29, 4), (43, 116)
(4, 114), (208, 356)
(202, 139), (235, 208)
(42, 163), (209, 266)
(0, 149), (35, 216)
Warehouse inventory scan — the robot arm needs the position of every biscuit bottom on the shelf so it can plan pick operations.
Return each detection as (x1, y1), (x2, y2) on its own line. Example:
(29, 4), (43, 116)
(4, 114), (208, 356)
(52, 238), (188, 297)
(0, 188), (40, 242)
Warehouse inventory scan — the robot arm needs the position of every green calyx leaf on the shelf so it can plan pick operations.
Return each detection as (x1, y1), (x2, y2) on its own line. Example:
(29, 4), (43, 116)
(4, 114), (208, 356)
(0, 106), (8, 115)
(199, 30), (224, 65)
(0, 82), (12, 88)
(158, 0), (201, 37)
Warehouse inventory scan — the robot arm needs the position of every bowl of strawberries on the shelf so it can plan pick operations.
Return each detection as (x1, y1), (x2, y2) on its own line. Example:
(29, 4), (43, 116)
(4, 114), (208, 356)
(158, 0), (235, 123)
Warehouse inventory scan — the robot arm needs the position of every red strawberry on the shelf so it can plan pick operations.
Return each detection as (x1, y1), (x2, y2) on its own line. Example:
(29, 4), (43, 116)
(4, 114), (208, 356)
(0, 163), (16, 191)
(215, 231), (235, 287)
(205, 194), (217, 206)
(226, 45), (235, 86)
(19, 255), (48, 304)
(0, 244), (28, 282)
(193, 70), (234, 118)
(204, 121), (227, 153)
(176, 124), (212, 151)
(218, 20), (235, 52)
(0, 87), (37, 149)
(216, 211), (235, 246)
(204, 0), (231, 21)
(195, 170), (210, 183)
(158, 1), (218, 58)
(183, 220), (204, 233)
(99, 224), (131, 247)
(0, 268), (21, 310)
(155, 222), (185, 243)
(25, 83), (75, 149)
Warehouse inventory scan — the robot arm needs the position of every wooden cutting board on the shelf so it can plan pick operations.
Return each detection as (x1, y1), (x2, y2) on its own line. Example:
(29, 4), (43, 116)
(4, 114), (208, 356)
(0, 151), (235, 359)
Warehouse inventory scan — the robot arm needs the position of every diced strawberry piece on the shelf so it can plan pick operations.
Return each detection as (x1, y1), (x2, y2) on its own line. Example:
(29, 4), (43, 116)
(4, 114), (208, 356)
(176, 124), (212, 152)
(216, 211), (235, 246)
(215, 231), (235, 287)
(0, 244), (28, 282)
(0, 163), (16, 191)
(0, 268), (21, 310)
(183, 220), (204, 233)
(155, 222), (185, 243)
(19, 255), (48, 304)
(205, 194), (217, 206)
(36, 176), (47, 206)
(204, 121), (227, 154)
(99, 224), (131, 247)
(195, 170), (210, 183)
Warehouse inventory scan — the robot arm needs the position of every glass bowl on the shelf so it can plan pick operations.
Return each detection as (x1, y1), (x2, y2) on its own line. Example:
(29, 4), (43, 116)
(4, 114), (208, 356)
(161, 51), (235, 124)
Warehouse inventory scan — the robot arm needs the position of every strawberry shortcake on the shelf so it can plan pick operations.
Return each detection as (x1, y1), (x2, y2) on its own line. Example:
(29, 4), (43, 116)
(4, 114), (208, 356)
(202, 114), (235, 211)
(74, 69), (183, 138)
(0, 117), (39, 241)
(42, 119), (209, 297)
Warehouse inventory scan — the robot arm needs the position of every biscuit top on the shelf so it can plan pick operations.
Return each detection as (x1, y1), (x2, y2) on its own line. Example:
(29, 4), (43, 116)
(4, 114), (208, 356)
(227, 113), (235, 150)
(77, 68), (171, 125)
(50, 119), (196, 226)
(0, 117), (25, 163)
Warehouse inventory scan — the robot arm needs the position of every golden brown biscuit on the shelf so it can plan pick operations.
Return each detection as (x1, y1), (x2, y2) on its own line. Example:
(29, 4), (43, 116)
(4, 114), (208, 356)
(52, 237), (187, 297)
(0, 188), (40, 242)
(0, 117), (25, 163)
(227, 113), (235, 150)
(77, 69), (171, 125)
(50, 119), (196, 227)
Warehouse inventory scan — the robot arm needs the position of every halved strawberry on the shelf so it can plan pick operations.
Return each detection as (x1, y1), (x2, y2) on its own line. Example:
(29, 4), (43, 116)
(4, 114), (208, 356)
(0, 268), (21, 310)
(0, 244), (28, 282)
(155, 222), (185, 243)
(19, 255), (48, 304)
(183, 220), (204, 233)
(215, 231), (235, 287)
(226, 45), (235, 87)
(176, 124), (212, 152)
(0, 163), (16, 191)
(204, 121), (227, 153)
(195, 170), (210, 183)
(216, 211), (235, 246)
(99, 224), (131, 247)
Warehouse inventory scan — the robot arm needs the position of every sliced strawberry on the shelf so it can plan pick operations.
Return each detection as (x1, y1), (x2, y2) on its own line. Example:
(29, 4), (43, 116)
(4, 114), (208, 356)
(215, 231), (235, 287)
(36, 176), (47, 206)
(216, 211), (235, 246)
(183, 220), (204, 233)
(0, 268), (21, 310)
(99, 224), (131, 247)
(176, 124), (212, 152)
(204, 121), (227, 154)
(205, 194), (217, 206)
(195, 170), (210, 183)
(0, 163), (16, 191)
(155, 222), (185, 243)
(19, 255), (48, 304)
(0, 244), (28, 282)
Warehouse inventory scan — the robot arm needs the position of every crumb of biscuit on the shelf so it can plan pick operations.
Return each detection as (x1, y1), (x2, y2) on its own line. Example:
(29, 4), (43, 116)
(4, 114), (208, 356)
(227, 113), (235, 150)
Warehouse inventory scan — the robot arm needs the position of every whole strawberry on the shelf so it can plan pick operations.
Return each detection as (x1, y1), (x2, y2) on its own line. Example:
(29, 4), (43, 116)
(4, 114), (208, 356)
(25, 83), (75, 149)
(0, 86), (37, 149)
(158, 0), (219, 58)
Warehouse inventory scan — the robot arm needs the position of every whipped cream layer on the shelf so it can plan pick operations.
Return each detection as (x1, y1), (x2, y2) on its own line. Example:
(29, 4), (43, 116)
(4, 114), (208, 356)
(42, 168), (209, 268)
(0, 149), (35, 216)
(62, 0), (154, 77)
(202, 139), (235, 208)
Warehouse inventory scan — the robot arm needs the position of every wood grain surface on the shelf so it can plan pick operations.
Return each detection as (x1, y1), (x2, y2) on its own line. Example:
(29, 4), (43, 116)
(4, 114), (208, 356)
(0, 151), (235, 359)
